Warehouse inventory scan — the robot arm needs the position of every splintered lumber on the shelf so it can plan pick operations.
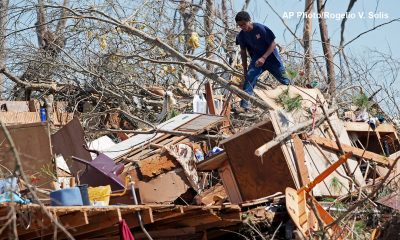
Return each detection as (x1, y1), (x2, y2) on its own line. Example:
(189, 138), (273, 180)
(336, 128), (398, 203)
(344, 121), (398, 133)
(305, 134), (392, 166)
(196, 152), (228, 171)
(254, 108), (336, 157)
(286, 152), (352, 239)
(195, 183), (227, 206)
(205, 81), (216, 115)
(292, 134), (310, 186)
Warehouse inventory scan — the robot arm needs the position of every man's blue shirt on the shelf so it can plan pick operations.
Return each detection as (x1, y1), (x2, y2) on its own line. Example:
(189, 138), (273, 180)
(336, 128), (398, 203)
(236, 23), (282, 65)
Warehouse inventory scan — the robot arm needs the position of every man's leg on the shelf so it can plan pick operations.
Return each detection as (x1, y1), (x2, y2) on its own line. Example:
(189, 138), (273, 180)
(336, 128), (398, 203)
(240, 62), (263, 109)
(264, 61), (290, 85)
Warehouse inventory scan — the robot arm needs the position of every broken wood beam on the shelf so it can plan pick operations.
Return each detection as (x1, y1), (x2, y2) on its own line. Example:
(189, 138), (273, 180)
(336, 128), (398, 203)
(305, 134), (393, 166)
(205, 81), (216, 115)
(292, 134), (310, 186)
(254, 108), (336, 157)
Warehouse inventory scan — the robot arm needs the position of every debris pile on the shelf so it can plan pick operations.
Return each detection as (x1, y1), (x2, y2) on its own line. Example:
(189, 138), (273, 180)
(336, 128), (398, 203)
(0, 85), (399, 239)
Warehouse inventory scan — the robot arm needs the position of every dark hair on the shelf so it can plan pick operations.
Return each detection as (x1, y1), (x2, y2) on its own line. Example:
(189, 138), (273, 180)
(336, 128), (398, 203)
(235, 11), (251, 22)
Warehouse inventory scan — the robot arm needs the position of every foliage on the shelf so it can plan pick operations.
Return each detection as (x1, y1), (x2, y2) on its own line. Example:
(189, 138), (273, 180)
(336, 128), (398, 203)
(286, 68), (298, 80)
(353, 92), (370, 109)
(329, 176), (343, 194)
(276, 88), (303, 112)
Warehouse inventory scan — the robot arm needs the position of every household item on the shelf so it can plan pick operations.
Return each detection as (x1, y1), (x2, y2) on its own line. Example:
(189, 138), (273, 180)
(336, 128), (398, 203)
(50, 187), (83, 206)
(40, 107), (47, 122)
(71, 153), (125, 191)
(192, 94), (207, 113)
(78, 184), (90, 206)
(194, 148), (204, 161)
(88, 185), (111, 206)
(119, 219), (136, 240)
(0, 192), (30, 204)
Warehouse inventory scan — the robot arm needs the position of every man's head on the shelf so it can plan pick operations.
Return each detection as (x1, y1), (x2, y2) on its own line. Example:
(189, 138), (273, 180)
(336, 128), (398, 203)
(235, 11), (252, 32)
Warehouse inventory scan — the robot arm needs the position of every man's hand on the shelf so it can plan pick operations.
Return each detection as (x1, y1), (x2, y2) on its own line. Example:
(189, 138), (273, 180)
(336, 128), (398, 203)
(255, 57), (265, 67)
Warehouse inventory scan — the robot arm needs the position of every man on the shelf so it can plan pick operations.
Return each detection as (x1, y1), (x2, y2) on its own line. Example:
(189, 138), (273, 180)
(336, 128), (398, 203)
(235, 11), (290, 111)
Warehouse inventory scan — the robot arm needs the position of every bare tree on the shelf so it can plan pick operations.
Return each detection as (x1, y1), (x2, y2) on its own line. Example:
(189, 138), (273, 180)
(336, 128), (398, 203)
(303, 0), (314, 84)
(0, 0), (8, 97)
(204, 0), (215, 71)
(16, 0), (70, 100)
(317, 0), (336, 94)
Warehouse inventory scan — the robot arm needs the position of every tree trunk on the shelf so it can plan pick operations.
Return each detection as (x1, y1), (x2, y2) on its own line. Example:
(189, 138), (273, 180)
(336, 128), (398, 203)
(179, 0), (197, 54)
(18, 0), (70, 100)
(303, 0), (313, 85)
(0, 0), (8, 98)
(204, 0), (215, 70)
(317, 0), (336, 94)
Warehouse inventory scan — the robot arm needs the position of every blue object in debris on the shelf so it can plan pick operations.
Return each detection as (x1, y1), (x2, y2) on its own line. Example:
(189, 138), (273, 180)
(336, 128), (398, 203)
(50, 187), (83, 206)
(40, 107), (47, 122)
(0, 192), (30, 204)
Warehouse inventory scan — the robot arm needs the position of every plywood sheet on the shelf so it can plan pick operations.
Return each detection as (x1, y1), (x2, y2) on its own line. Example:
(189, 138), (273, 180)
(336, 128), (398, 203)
(0, 112), (40, 124)
(221, 120), (295, 202)
(137, 169), (190, 203)
(51, 118), (92, 176)
(0, 122), (54, 188)
(0, 101), (30, 112)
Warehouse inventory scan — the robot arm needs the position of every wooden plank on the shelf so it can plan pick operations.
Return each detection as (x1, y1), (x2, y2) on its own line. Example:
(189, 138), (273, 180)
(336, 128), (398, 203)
(18, 211), (89, 240)
(197, 152), (228, 171)
(292, 134), (310, 186)
(134, 227), (196, 239)
(0, 112), (40, 124)
(0, 101), (30, 112)
(205, 82), (216, 115)
(195, 183), (227, 206)
(218, 161), (243, 204)
(221, 120), (295, 203)
(152, 206), (184, 222)
(345, 122), (397, 133)
(63, 210), (121, 237)
(307, 134), (392, 166)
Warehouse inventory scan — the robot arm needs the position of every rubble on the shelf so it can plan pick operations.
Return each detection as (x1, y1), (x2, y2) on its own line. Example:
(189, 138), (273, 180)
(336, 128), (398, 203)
(0, 85), (399, 240)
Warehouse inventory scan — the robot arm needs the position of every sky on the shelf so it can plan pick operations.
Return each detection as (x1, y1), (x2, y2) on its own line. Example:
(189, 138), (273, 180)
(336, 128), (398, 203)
(235, 0), (400, 58)
(233, 0), (400, 116)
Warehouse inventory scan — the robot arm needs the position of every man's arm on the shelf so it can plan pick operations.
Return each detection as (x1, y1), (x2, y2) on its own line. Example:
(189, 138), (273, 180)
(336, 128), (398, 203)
(255, 40), (276, 67)
(240, 47), (248, 76)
